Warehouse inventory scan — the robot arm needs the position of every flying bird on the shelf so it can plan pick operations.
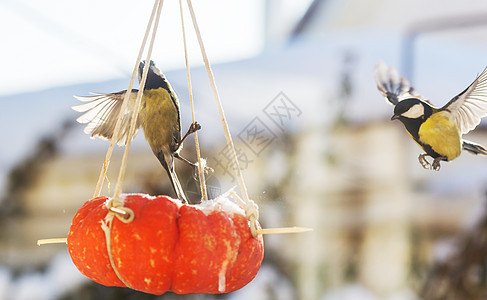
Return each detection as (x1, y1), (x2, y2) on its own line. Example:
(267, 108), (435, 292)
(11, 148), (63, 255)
(73, 60), (200, 202)
(374, 61), (487, 171)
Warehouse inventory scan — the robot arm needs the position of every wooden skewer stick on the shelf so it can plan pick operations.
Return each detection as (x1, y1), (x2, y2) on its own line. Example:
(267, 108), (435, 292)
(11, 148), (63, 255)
(37, 238), (68, 246)
(256, 227), (313, 235)
(37, 227), (312, 246)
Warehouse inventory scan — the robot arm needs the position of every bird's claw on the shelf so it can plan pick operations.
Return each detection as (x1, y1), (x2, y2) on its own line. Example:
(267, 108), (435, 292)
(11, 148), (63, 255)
(203, 165), (214, 174)
(432, 157), (446, 171)
(418, 153), (432, 170)
(189, 122), (201, 134)
(192, 164), (214, 181)
(418, 154), (443, 171)
(178, 122), (202, 148)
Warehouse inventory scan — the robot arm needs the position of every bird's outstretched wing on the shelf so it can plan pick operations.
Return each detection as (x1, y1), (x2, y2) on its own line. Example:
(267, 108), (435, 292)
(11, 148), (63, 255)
(442, 67), (487, 135)
(73, 90), (142, 146)
(374, 61), (424, 105)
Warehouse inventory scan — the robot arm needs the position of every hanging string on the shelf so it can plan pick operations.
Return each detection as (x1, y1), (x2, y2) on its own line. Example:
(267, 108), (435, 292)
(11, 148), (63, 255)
(101, 211), (133, 289)
(185, 0), (250, 207)
(178, 0), (207, 201)
(185, 1), (313, 237)
(92, 0), (160, 198)
(103, 0), (163, 286)
(112, 0), (164, 200)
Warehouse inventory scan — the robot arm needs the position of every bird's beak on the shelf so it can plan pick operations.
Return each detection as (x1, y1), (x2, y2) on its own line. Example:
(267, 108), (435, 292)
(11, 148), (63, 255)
(391, 114), (399, 120)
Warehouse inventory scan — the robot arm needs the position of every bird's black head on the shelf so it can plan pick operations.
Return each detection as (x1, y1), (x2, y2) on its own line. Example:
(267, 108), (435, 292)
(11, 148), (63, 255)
(138, 60), (169, 90)
(391, 98), (432, 121)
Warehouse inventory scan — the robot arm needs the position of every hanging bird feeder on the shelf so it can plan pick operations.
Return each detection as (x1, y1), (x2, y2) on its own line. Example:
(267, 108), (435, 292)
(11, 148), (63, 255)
(38, 0), (310, 296)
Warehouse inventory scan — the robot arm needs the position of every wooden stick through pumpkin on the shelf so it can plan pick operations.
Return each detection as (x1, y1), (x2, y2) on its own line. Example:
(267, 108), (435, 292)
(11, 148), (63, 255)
(37, 238), (67, 246)
(37, 225), (312, 246)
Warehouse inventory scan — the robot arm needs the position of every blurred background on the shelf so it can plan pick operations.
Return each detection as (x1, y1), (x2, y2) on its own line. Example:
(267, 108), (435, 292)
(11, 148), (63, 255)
(3, 0), (487, 299)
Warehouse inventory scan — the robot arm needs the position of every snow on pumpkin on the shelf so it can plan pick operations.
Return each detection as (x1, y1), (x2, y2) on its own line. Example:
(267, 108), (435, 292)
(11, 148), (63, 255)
(67, 193), (264, 295)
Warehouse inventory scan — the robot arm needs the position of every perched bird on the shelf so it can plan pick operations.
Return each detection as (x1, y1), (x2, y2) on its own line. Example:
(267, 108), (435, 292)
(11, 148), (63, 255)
(73, 60), (200, 202)
(374, 61), (487, 171)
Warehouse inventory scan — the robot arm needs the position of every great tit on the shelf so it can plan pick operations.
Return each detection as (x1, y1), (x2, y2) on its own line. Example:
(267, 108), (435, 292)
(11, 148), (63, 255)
(73, 60), (200, 202)
(374, 61), (487, 171)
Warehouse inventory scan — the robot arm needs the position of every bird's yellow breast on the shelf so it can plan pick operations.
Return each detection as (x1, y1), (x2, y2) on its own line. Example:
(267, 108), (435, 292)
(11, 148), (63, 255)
(418, 111), (461, 161)
(141, 88), (180, 153)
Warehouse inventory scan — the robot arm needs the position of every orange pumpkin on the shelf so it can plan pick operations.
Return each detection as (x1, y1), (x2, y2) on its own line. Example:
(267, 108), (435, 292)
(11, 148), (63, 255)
(67, 194), (264, 295)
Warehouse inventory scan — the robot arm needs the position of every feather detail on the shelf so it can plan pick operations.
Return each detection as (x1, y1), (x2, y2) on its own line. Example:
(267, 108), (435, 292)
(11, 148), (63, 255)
(72, 90), (142, 146)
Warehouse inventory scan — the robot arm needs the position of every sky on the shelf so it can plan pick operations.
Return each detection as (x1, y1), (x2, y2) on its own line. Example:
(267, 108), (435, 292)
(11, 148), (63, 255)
(0, 0), (266, 96)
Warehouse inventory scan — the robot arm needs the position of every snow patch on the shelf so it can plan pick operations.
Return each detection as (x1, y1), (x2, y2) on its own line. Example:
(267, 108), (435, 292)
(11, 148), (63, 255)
(197, 194), (245, 216)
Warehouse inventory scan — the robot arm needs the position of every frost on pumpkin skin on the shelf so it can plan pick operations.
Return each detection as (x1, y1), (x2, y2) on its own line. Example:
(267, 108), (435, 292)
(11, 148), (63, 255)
(67, 194), (264, 295)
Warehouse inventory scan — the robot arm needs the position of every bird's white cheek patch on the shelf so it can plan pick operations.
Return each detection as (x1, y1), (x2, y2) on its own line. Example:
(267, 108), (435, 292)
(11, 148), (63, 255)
(401, 103), (424, 118)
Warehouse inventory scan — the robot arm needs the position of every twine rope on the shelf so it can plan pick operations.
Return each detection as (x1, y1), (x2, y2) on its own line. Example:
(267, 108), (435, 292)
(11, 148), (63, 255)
(185, 0), (259, 236)
(229, 190), (259, 236)
(112, 0), (164, 200)
(93, 0), (160, 198)
(102, 206), (132, 289)
(178, 0), (207, 201)
(101, 0), (163, 289)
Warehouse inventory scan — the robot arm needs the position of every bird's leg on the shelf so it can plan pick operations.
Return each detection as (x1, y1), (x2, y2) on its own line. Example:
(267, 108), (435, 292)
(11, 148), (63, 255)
(174, 153), (214, 175)
(431, 156), (447, 171)
(418, 153), (432, 170)
(175, 121), (213, 175)
(175, 153), (196, 168)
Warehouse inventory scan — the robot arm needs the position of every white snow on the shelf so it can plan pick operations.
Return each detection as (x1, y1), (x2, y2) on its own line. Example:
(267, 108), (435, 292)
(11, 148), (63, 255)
(197, 192), (246, 217)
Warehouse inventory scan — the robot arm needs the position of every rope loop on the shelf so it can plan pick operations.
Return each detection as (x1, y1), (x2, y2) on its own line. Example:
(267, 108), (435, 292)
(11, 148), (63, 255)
(109, 205), (135, 223)
(229, 190), (260, 237)
(105, 197), (135, 223)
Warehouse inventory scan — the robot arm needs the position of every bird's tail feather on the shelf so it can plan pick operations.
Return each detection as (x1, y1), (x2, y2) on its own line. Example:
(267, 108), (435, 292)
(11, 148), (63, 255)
(463, 140), (487, 155)
(374, 61), (417, 105)
(157, 151), (188, 203)
(167, 168), (188, 203)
